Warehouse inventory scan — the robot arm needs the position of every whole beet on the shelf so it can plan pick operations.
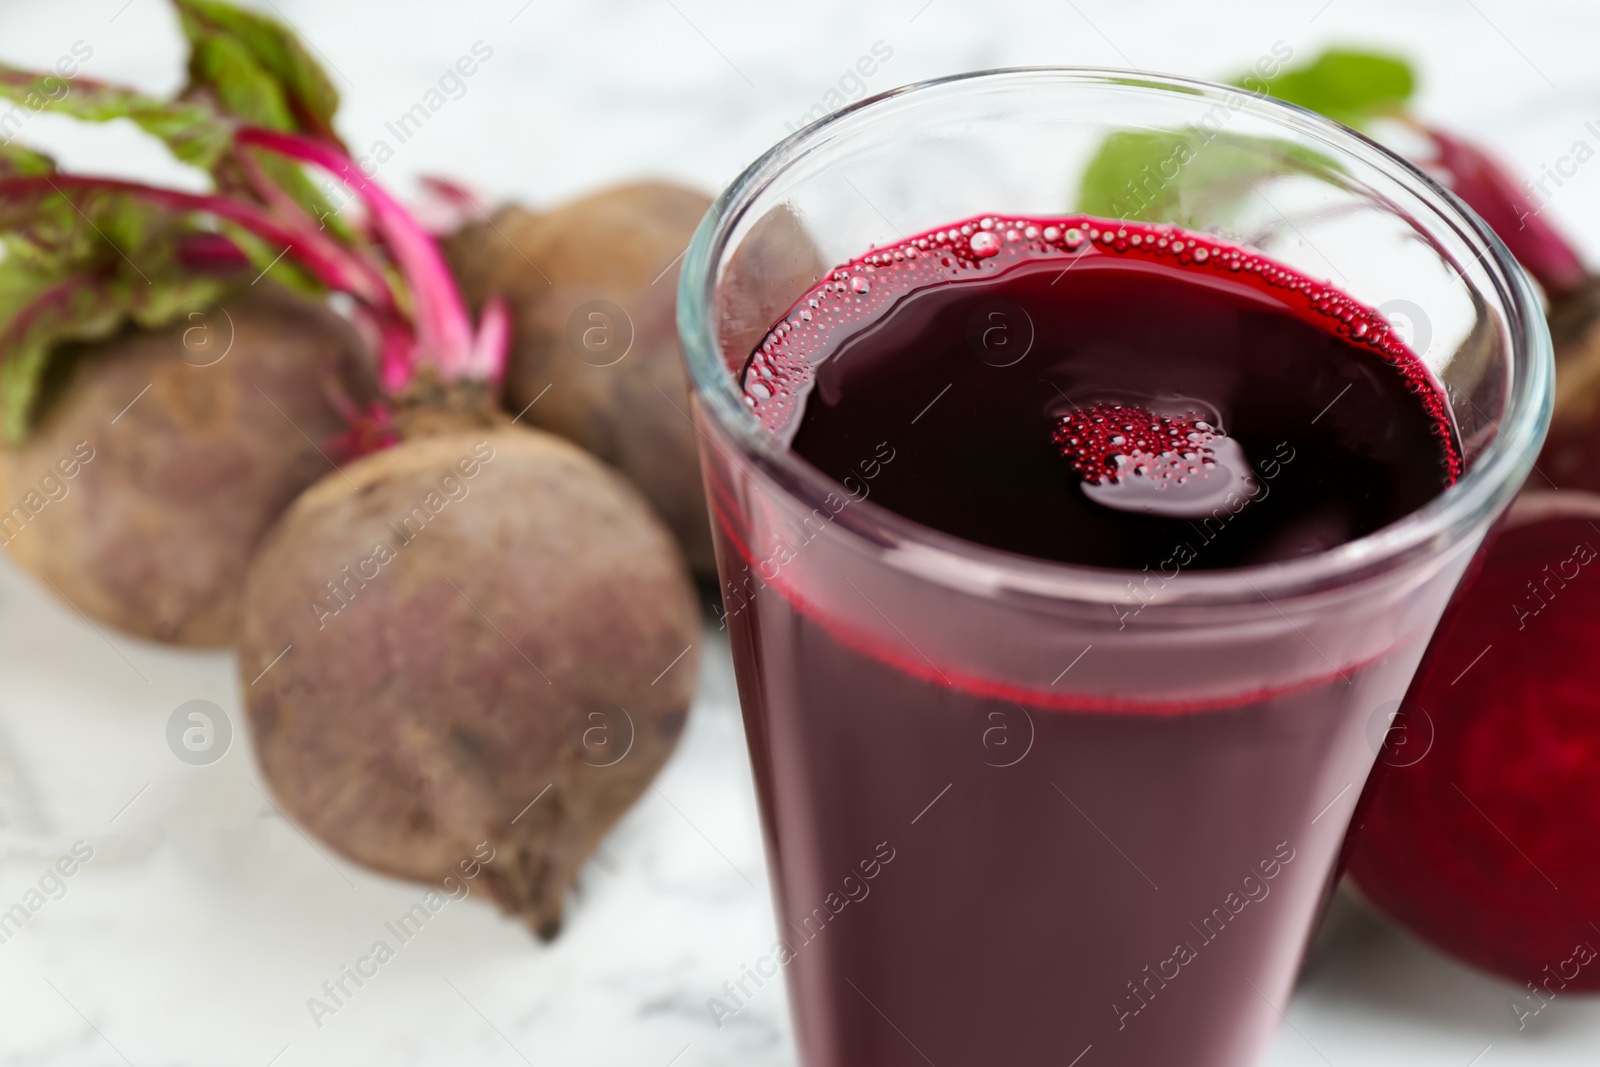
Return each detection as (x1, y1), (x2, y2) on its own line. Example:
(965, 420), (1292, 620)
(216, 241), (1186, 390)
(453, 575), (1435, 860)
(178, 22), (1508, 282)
(2, 286), (372, 646)
(445, 182), (823, 575)
(445, 183), (713, 571)
(1348, 492), (1600, 988)
(238, 426), (699, 937)
(1538, 279), (1600, 491)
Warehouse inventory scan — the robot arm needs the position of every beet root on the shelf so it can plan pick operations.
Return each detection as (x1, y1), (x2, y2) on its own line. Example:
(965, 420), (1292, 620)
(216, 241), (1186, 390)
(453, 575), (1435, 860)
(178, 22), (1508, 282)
(444, 182), (717, 572)
(1538, 278), (1600, 492)
(238, 427), (699, 937)
(2, 286), (373, 646)
(1348, 492), (1600, 989)
(445, 182), (825, 576)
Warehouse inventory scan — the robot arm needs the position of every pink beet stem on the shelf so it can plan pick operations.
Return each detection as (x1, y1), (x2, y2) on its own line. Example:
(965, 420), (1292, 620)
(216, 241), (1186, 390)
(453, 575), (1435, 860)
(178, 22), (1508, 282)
(236, 127), (480, 379)
(0, 173), (394, 310)
(235, 143), (332, 237)
(466, 296), (510, 384)
(418, 175), (485, 210)
(377, 317), (416, 393)
(175, 231), (251, 272)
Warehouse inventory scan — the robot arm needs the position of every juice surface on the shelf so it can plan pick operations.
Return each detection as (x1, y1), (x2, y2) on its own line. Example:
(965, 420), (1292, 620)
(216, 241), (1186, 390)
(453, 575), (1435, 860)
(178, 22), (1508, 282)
(744, 214), (1460, 570)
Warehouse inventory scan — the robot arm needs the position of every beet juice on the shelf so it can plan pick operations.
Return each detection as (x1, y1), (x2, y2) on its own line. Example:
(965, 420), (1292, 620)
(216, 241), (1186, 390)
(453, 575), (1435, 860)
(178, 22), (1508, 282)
(708, 216), (1463, 1067)
(769, 218), (1458, 570)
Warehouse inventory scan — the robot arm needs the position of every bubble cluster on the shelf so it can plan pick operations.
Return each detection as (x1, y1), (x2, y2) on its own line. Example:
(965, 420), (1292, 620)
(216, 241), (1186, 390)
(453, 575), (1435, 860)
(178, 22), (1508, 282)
(1053, 402), (1217, 488)
(740, 212), (1460, 483)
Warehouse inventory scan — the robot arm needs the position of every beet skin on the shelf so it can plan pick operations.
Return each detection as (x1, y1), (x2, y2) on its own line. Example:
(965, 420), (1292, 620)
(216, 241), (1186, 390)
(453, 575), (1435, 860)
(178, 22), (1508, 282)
(238, 426), (699, 937)
(2, 286), (373, 646)
(1349, 493), (1600, 990)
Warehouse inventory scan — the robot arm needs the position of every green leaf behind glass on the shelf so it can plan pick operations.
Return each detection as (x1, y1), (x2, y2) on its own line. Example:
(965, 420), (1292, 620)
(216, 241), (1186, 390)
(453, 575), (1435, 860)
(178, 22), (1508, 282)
(1074, 48), (1417, 222)
(1245, 49), (1415, 129)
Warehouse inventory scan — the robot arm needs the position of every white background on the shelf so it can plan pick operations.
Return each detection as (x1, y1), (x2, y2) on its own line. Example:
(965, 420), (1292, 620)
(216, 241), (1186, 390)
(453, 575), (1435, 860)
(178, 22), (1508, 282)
(0, 1), (1597, 1065)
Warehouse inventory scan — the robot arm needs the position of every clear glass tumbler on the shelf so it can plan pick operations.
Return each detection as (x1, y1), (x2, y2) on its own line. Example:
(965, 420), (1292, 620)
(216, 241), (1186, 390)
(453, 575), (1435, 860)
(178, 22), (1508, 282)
(677, 69), (1552, 1067)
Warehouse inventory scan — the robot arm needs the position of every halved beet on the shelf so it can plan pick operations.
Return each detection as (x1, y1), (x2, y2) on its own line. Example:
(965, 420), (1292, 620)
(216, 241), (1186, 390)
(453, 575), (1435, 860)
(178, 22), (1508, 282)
(1349, 491), (1600, 988)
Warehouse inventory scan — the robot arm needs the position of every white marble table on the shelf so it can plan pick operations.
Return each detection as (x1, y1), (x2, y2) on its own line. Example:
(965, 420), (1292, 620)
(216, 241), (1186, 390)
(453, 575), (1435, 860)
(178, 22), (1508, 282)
(2, 1), (1599, 1064)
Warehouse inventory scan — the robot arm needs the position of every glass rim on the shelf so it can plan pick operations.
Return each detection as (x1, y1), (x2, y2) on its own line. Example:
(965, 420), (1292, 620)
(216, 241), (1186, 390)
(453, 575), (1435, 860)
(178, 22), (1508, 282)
(678, 66), (1554, 611)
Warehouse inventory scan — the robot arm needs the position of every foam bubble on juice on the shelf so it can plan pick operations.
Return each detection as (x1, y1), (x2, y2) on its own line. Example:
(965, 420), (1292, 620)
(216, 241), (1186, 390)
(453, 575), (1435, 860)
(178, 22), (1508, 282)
(1055, 401), (1259, 518)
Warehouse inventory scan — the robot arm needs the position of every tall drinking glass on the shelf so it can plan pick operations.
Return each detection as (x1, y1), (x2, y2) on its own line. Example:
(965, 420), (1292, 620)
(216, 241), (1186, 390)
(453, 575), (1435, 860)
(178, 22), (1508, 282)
(677, 69), (1552, 1067)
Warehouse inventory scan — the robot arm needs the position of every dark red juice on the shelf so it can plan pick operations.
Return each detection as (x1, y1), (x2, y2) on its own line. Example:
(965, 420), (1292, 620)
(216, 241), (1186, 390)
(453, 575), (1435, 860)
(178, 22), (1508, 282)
(710, 216), (1461, 1066)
